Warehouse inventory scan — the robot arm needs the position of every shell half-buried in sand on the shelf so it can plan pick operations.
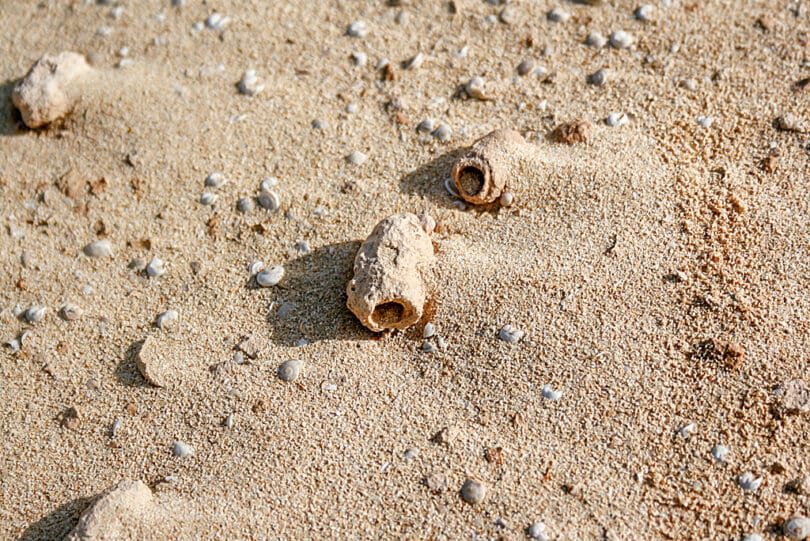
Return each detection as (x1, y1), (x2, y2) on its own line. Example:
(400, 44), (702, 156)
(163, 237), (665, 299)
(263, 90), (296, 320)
(451, 128), (525, 205)
(347, 213), (435, 332)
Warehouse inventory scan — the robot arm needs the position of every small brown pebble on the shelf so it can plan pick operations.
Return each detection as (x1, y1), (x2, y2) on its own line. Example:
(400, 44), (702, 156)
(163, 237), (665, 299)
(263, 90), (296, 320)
(425, 472), (448, 493)
(552, 120), (592, 144)
(762, 151), (780, 173)
(756, 15), (773, 31)
(485, 446), (504, 465)
(125, 402), (138, 415)
(252, 400), (267, 414)
(58, 169), (86, 199)
(89, 177), (108, 195)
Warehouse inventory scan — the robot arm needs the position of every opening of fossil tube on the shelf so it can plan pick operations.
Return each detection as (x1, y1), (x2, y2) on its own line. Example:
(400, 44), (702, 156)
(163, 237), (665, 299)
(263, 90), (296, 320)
(457, 166), (485, 197)
(371, 301), (406, 327)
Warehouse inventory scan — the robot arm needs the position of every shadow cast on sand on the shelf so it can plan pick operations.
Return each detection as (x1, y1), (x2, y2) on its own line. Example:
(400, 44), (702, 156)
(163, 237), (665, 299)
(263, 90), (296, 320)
(0, 79), (24, 136)
(114, 340), (148, 387)
(17, 495), (93, 541)
(398, 147), (467, 209)
(268, 240), (376, 346)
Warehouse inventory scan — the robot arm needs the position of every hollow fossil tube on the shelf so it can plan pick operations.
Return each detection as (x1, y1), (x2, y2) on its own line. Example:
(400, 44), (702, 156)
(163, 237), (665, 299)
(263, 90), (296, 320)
(451, 128), (525, 205)
(347, 213), (435, 332)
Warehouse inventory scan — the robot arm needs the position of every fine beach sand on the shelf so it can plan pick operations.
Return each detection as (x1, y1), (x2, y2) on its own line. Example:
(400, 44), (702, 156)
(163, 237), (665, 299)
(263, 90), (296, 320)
(1, 1), (809, 539)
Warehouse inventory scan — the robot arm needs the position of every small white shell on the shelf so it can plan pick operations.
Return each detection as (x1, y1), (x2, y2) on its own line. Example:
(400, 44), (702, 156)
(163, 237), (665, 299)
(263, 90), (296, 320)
(460, 479), (486, 504)
(256, 265), (284, 287)
(146, 258), (166, 277)
(417, 118), (435, 133)
(238, 69), (264, 96)
(260, 177), (278, 191)
(444, 177), (460, 198)
(547, 7), (570, 22)
(423, 322), (436, 338)
(25, 306), (47, 323)
(517, 59), (535, 76)
(433, 124), (452, 142)
(635, 4), (655, 22)
(609, 30), (634, 49)
(465, 77), (488, 100)
(541, 384), (563, 401)
(205, 12), (229, 30)
(277, 359), (303, 382)
(738, 472), (763, 492)
(528, 522), (548, 541)
(346, 151), (367, 165)
(248, 260), (264, 275)
(711, 444), (729, 462)
(83, 240), (112, 258)
(588, 68), (609, 86)
(205, 172), (227, 189)
(156, 309), (179, 330)
(200, 191), (218, 205)
(678, 422), (696, 439)
(172, 440), (194, 457)
(404, 53), (424, 70)
(586, 32), (607, 48)
(696, 115), (714, 128)
(60, 303), (83, 321)
(257, 190), (280, 211)
(351, 51), (367, 67)
(606, 112), (629, 127)
(500, 192), (514, 207)
(498, 324), (525, 343)
(785, 516), (810, 541)
(237, 197), (255, 214)
(347, 21), (368, 37)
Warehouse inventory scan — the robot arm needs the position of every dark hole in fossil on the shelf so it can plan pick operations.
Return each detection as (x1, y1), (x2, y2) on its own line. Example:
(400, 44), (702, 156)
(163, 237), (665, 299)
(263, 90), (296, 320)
(372, 302), (405, 327)
(457, 167), (484, 197)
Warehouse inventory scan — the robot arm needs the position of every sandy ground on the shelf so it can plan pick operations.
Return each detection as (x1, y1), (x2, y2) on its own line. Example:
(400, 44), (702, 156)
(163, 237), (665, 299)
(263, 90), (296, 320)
(1, 0), (810, 539)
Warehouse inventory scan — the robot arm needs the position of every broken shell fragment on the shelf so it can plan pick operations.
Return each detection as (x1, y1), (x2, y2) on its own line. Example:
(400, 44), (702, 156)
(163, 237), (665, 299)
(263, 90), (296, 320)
(346, 213), (435, 332)
(451, 129), (526, 205)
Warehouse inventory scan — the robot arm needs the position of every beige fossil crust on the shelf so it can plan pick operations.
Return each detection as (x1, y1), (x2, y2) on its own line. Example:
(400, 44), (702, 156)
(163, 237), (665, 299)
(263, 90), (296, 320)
(64, 480), (153, 541)
(451, 128), (526, 205)
(12, 51), (91, 129)
(346, 213), (435, 332)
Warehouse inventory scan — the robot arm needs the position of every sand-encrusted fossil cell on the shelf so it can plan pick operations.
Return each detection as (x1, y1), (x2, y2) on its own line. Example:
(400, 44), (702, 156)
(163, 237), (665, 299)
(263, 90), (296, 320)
(451, 128), (526, 205)
(347, 213), (435, 332)
(12, 51), (91, 128)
